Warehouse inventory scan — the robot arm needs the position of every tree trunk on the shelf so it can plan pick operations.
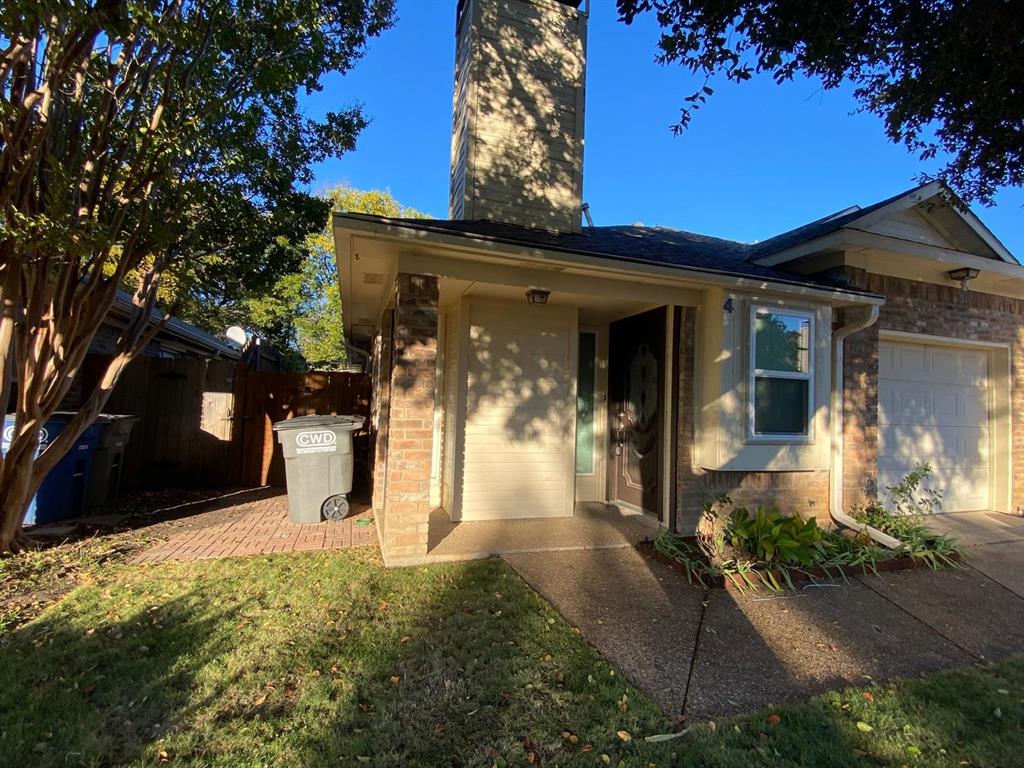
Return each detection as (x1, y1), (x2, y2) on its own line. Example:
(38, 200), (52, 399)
(0, 349), (143, 554)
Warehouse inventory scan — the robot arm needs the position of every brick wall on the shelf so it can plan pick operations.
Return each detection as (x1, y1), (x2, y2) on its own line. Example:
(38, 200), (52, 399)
(375, 273), (440, 564)
(843, 269), (1024, 514)
(674, 307), (831, 531)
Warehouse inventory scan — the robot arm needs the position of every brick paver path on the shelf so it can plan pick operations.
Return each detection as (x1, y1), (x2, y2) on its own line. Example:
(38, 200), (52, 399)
(133, 491), (377, 563)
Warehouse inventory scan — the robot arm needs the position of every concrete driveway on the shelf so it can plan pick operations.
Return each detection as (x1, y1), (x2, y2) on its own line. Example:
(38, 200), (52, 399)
(505, 512), (1024, 722)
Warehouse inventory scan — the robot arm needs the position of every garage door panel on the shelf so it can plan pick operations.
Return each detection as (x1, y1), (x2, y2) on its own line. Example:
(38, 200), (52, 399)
(879, 385), (987, 428)
(877, 340), (990, 514)
(879, 425), (988, 468)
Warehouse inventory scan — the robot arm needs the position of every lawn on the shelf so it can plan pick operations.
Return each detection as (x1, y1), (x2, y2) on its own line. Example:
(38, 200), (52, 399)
(0, 548), (1022, 767)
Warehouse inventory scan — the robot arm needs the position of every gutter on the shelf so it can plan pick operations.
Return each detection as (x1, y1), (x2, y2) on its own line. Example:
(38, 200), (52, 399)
(829, 305), (903, 549)
(332, 213), (886, 307)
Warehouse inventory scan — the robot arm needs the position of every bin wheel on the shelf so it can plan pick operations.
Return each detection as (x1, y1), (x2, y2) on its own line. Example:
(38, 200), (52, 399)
(322, 494), (349, 520)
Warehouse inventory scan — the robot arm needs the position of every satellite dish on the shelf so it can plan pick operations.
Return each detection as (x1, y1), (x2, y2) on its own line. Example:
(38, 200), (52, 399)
(225, 326), (248, 347)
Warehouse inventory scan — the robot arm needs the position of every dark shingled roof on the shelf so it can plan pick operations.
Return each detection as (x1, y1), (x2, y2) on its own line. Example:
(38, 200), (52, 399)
(335, 213), (884, 297)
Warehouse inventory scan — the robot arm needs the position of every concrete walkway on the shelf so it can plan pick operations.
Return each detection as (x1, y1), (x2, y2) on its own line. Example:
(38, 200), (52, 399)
(505, 512), (1024, 722)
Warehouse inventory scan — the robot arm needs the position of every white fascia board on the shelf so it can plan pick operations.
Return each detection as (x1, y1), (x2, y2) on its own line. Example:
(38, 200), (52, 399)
(332, 216), (885, 308)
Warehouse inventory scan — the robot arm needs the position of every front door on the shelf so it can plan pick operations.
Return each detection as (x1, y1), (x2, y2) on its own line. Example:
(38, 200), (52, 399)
(608, 307), (666, 517)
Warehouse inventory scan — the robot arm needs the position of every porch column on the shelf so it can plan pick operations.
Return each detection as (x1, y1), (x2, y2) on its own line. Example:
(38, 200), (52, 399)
(381, 273), (439, 565)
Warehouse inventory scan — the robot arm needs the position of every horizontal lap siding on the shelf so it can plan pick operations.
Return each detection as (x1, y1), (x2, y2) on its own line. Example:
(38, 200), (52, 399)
(460, 301), (576, 519)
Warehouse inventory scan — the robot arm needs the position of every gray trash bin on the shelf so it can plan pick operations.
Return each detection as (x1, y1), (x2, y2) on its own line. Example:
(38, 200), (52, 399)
(273, 414), (365, 524)
(86, 414), (140, 507)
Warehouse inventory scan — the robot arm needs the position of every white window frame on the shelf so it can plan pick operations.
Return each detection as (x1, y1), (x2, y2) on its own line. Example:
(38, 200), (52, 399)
(748, 305), (814, 443)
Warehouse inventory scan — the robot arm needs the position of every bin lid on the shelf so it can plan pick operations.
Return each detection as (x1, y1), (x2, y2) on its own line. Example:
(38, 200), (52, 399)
(272, 414), (365, 431)
(96, 414), (141, 424)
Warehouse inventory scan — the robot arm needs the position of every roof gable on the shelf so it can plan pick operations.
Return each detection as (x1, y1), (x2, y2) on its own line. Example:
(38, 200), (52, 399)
(752, 181), (1018, 266)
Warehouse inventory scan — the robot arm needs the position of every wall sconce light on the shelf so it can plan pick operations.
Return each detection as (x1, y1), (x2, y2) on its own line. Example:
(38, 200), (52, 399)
(947, 267), (980, 292)
(723, 297), (734, 314)
(525, 288), (551, 305)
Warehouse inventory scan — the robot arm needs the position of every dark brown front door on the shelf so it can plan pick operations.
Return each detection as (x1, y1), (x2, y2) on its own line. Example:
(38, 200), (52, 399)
(608, 307), (666, 516)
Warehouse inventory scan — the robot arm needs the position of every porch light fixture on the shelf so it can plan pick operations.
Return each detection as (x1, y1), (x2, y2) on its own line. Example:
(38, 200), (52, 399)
(525, 288), (551, 305)
(947, 267), (980, 292)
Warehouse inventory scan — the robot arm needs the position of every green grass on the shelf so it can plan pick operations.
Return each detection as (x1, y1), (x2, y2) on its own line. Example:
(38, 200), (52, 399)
(1, 549), (1022, 767)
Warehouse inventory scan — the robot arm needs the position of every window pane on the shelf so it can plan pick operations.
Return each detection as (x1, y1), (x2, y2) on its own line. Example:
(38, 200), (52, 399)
(754, 377), (809, 435)
(576, 332), (596, 473)
(755, 311), (810, 372)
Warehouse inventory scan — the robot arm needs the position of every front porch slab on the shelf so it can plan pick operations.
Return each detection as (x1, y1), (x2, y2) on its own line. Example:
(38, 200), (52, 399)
(424, 502), (655, 562)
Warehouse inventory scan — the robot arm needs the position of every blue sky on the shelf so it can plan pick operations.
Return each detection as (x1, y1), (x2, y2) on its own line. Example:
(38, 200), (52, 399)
(305, 2), (1023, 256)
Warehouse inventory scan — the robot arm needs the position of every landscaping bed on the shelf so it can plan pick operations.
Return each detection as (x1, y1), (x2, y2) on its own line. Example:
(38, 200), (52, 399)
(637, 537), (962, 592)
(643, 467), (962, 594)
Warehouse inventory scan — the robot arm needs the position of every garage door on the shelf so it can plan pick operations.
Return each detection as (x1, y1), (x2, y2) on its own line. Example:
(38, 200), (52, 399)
(878, 340), (990, 512)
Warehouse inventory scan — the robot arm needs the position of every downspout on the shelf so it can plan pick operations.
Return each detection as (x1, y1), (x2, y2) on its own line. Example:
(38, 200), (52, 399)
(830, 305), (903, 549)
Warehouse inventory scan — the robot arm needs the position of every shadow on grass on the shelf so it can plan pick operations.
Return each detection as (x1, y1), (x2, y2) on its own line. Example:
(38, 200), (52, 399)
(1, 551), (1022, 767)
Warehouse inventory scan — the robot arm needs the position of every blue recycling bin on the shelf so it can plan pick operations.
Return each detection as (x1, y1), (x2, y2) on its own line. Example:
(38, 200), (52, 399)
(1, 413), (102, 525)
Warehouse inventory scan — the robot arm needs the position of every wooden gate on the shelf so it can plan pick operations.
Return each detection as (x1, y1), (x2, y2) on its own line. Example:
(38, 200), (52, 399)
(233, 369), (372, 487)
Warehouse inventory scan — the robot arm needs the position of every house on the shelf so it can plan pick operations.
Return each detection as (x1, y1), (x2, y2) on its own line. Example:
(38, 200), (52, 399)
(333, 0), (1024, 566)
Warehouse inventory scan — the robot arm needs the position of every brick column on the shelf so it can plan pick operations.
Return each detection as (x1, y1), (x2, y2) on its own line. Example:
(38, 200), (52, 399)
(380, 273), (439, 565)
(838, 269), (880, 510)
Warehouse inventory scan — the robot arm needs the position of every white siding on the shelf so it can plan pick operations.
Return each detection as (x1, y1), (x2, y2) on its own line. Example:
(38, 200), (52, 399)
(878, 340), (991, 512)
(458, 299), (577, 519)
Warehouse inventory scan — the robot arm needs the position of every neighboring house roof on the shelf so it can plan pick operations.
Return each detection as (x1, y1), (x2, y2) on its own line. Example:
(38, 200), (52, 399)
(99, 289), (242, 360)
(335, 213), (882, 297)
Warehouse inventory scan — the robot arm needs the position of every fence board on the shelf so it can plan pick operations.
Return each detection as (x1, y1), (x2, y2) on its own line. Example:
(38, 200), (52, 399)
(75, 355), (370, 494)
(233, 369), (371, 487)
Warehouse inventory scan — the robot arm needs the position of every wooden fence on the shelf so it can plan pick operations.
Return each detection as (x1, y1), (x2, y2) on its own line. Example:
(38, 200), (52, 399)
(83, 355), (371, 491)
(233, 368), (371, 487)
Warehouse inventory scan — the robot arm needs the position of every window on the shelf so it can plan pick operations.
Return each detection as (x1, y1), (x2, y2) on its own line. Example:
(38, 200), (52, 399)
(750, 308), (813, 438)
(576, 331), (597, 474)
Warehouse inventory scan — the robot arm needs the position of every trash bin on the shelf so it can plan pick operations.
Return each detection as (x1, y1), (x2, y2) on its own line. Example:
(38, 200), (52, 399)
(1, 412), (102, 525)
(273, 414), (365, 524)
(86, 414), (140, 507)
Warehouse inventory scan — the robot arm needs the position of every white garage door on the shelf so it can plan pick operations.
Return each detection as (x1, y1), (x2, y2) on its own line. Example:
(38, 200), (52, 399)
(878, 340), (990, 512)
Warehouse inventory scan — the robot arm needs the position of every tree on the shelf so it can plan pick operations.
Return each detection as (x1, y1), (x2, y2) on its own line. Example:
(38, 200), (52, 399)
(295, 186), (427, 369)
(616, 0), (1024, 203)
(0, 0), (394, 553)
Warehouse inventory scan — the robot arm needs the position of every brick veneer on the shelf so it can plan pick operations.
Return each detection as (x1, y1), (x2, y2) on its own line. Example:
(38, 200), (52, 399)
(375, 273), (440, 564)
(674, 307), (831, 531)
(843, 268), (1024, 515)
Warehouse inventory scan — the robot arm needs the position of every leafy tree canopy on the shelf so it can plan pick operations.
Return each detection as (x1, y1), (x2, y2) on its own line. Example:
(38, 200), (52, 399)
(616, 0), (1024, 203)
(195, 186), (428, 372)
(0, 0), (395, 550)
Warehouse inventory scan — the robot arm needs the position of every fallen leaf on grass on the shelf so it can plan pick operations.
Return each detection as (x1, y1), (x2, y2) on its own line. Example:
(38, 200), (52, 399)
(644, 729), (689, 743)
(856, 721), (874, 732)
(863, 691), (875, 703)
(766, 714), (781, 726)
(390, 675), (400, 685)
(616, 730), (631, 742)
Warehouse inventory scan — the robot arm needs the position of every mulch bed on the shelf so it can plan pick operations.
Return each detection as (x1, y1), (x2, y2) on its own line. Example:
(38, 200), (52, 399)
(636, 538), (962, 593)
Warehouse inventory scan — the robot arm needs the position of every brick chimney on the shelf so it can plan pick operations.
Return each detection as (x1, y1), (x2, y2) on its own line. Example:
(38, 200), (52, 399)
(449, 0), (588, 233)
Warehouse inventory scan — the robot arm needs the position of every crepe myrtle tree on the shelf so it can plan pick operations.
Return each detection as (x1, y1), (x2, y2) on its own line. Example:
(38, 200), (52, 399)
(0, 0), (394, 553)
(617, 0), (1024, 203)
